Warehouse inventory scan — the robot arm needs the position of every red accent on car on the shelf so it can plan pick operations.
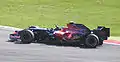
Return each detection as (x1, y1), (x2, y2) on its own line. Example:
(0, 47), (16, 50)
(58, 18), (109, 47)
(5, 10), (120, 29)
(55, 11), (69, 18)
(13, 32), (17, 34)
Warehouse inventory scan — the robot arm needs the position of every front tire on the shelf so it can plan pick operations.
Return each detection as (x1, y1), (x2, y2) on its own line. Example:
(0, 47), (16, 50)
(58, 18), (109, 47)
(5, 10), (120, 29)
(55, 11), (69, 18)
(15, 30), (34, 44)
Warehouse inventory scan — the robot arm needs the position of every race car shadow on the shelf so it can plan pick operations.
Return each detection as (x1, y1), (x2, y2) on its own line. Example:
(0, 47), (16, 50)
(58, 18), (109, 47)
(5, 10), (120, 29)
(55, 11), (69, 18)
(34, 40), (99, 49)
(6, 40), (100, 49)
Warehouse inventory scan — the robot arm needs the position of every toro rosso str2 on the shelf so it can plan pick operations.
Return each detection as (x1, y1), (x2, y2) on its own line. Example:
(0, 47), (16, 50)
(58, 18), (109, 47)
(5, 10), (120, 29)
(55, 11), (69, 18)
(8, 23), (110, 48)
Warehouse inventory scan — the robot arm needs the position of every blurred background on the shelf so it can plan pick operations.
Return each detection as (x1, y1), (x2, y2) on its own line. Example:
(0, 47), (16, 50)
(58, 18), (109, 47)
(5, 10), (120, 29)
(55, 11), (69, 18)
(0, 0), (120, 36)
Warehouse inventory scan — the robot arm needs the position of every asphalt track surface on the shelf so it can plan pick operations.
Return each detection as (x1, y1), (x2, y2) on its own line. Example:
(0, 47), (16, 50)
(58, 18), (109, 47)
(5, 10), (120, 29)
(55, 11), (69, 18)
(0, 29), (120, 62)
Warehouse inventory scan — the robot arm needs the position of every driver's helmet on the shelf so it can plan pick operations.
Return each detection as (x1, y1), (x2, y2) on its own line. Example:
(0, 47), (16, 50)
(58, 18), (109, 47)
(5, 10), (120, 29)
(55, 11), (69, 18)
(67, 21), (76, 28)
(69, 21), (75, 24)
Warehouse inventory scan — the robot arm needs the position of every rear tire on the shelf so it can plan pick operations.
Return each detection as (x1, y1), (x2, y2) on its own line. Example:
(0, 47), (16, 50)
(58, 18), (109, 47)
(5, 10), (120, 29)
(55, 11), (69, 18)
(85, 34), (99, 48)
(16, 30), (34, 44)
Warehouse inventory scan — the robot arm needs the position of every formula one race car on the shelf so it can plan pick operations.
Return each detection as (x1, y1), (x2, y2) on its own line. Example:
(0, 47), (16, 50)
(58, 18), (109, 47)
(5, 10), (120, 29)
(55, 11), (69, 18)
(8, 22), (110, 48)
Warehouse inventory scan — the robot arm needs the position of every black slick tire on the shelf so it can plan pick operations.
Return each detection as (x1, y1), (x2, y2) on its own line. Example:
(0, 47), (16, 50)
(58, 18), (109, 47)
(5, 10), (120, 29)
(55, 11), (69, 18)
(15, 30), (34, 44)
(85, 34), (99, 48)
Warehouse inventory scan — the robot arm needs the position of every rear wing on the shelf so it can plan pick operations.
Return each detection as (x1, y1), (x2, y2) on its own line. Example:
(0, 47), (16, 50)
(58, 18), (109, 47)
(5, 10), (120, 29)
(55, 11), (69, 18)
(104, 28), (110, 37)
(93, 26), (110, 37)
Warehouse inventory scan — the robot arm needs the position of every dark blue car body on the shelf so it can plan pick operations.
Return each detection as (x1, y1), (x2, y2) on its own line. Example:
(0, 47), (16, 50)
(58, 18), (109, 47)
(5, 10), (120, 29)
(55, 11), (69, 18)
(8, 24), (110, 48)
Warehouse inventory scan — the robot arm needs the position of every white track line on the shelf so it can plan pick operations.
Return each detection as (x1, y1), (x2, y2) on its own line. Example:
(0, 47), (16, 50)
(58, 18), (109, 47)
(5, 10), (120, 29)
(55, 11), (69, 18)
(0, 25), (22, 31)
(103, 42), (120, 46)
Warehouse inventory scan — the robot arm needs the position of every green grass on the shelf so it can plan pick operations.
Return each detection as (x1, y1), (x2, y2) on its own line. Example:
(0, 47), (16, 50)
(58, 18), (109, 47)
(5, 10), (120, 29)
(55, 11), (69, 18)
(0, 0), (120, 36)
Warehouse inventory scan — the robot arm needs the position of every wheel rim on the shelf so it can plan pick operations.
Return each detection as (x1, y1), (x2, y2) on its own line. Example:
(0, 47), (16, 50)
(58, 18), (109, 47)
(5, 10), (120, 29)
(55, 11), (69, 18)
(19, 30), (34, 43)
(86, 36), (98, 47)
